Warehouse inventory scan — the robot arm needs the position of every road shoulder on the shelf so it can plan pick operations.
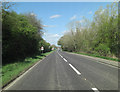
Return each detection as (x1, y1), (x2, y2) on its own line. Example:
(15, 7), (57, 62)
(65, 51), (119, 68)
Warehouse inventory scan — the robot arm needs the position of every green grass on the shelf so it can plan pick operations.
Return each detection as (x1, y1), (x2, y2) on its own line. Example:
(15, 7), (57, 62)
(73, 52), (120, 62)
(2, 51), (53, 87)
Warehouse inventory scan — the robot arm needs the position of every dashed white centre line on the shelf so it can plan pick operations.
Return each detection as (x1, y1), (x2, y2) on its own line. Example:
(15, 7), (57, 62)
(69, 63), (81, 75)
(63, 58), (67, 62)
(58, 52), (100, 92)
(60, 55), (63, 58)
(58, 52), (81, 75)
(58, 52), (67, 62)
(58, 53), (63, 58)
(92, 88), (99, 92)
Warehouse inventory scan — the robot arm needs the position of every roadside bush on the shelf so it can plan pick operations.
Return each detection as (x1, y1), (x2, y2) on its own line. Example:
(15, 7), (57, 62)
(2, 10), (51, 64)
(95, 44), (110, 56)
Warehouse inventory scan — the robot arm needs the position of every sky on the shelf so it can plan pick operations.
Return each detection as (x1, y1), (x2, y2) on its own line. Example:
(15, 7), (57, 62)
(10, 2), (112, 46)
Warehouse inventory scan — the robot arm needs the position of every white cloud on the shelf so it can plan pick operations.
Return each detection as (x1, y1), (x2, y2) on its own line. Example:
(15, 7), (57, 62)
(42, 25), (56, 27)
(62, 30), (69, 35)
(30, 13), (36, 16)
(50, 15), (61, 19)
(70, 15), (77, 20)
(43, 33), (62, 45)
(88, 11), (92, 14)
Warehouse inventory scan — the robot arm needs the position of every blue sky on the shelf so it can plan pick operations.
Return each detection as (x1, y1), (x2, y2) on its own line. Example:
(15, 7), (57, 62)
(11, 2), (111, 46)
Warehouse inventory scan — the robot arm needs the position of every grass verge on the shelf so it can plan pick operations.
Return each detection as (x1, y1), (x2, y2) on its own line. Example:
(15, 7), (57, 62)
(72, 52), (120, 62)
(2, 51), (53, 87)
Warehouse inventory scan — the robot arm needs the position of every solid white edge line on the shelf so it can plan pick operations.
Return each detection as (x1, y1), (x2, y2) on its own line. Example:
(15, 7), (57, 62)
(69, 63), (81, 75)
(92, 88), (99, 92)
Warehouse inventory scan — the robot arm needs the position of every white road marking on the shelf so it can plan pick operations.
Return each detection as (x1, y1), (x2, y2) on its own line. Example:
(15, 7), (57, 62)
(58, 52), (81, 75)
(69, 63), (81, 75)
(67, 52), (119, 69)
(57, 52), (68, 62)
(58, 52), (62, 58)
(60, 55), (63, 58)
(63, 58), (67, 62)
(92, 88), (99, 92)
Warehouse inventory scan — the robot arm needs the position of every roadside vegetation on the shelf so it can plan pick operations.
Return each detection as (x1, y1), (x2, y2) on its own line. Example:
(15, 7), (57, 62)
(58, 3), (120, 61)
(2, 2), (54, 87)
(2, 3), (52, 65)
(73, 52), (120, 62)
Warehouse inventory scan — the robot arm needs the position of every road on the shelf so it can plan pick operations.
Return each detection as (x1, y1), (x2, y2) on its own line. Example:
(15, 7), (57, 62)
(4, 51), (118, 91)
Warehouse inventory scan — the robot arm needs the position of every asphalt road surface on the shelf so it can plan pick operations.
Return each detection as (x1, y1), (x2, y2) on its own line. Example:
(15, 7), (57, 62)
(4, 50), (119, 91)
